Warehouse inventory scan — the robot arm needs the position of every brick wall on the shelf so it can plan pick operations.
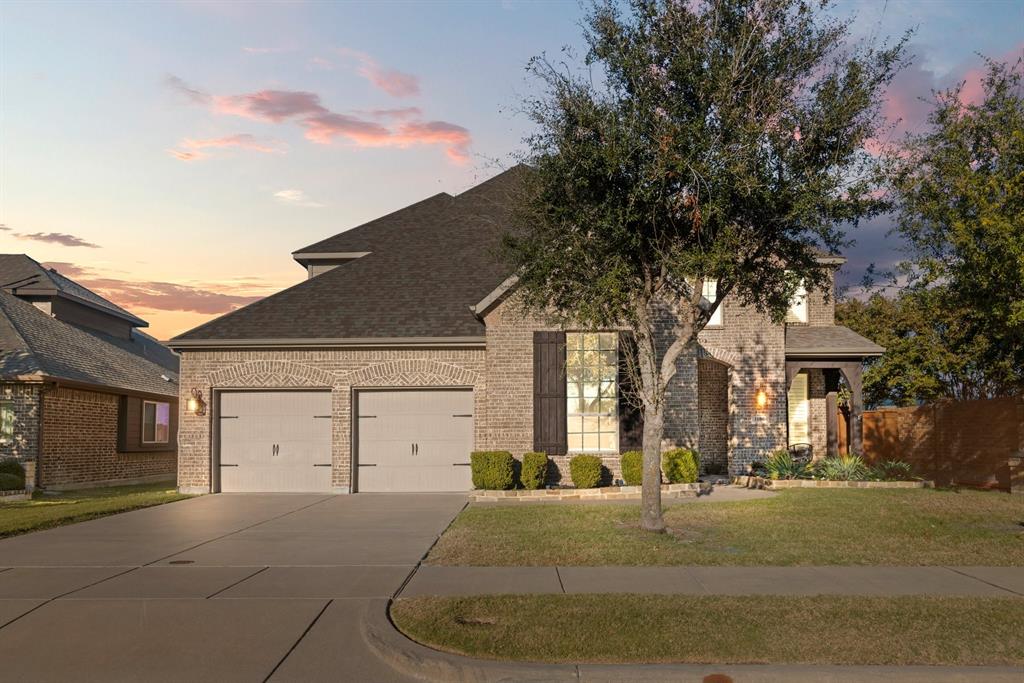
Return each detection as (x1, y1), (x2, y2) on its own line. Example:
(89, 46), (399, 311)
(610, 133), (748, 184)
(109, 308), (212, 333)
(176, 349), (486, 493)
(40, 387), (176, 489)
(697, 359), (729, 469)
(807, 369), (827, 457)
(862, 396), (1023, 491)
(0, 383), (41, 464)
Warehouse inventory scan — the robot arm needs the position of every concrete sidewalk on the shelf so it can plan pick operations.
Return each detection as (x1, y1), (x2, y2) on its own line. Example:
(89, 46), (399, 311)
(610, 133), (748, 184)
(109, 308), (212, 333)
(401, 564), (1024, 597)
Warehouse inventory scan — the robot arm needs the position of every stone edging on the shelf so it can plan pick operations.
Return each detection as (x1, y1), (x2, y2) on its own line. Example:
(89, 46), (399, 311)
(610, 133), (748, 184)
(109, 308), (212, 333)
(364, 598), (1024, 683)
(0, 489), (29, 501)
(732, 476), (933, 490)
(470, 481), (711, 502)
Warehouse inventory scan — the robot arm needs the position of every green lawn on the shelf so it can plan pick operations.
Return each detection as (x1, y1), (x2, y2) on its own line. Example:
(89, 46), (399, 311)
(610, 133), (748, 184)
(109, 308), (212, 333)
(428, 489), (1024, 566)
(0, 481), (191, 538)
(392, 594), (1024, 666)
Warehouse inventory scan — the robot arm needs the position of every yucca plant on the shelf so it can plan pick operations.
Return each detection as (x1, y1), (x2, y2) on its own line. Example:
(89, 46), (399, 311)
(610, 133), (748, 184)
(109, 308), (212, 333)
(870, 459), (914, 481)
(764, 450), (810, 480)
(814, 454), (870, 481)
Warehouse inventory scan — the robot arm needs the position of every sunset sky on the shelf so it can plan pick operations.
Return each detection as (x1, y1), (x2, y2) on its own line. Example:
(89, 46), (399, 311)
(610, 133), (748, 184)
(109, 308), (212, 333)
(1, 0), (1021, 340)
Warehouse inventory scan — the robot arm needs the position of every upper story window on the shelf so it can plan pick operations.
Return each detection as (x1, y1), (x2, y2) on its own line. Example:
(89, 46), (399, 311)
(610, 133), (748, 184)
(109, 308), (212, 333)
(566, 332), (618, 453)
(0, 402), (13, 444)
(702, 280), (723, 326)
(142, 401), (170, 444)
(786, 280), (808, 323)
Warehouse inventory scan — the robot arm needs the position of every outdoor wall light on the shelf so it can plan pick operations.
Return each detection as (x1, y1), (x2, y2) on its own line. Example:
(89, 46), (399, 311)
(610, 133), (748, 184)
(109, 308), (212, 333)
(186, 388), (207, 416)
(755, 389), (769, 410)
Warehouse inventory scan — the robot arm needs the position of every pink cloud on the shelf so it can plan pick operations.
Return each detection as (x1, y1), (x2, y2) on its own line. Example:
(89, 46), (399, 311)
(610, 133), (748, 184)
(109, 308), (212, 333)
(242, 46), (289, 55)
(43, 262), (264, 315)
(212, 90), (326, 122)
(169, 76), (472, 163)
(336, 48), (420, 97)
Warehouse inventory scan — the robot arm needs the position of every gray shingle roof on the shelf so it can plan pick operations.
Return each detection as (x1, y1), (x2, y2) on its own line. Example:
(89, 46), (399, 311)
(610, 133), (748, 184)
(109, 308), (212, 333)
(0, 290), (178, 397)
(0, 254), (147, 327)
(173, 166), (528, 343)
(786, 325), (885, 357)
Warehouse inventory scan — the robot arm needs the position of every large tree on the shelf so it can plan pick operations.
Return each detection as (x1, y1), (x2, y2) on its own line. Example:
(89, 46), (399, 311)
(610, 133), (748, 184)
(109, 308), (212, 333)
(503, 0), (904, 531)
(874, 58), (1024, 399)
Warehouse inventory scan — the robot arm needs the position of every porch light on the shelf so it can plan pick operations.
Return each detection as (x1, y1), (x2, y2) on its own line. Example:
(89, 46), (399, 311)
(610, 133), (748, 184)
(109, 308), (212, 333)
(186, 388), (207, 416)
(755, 389), (769, 410)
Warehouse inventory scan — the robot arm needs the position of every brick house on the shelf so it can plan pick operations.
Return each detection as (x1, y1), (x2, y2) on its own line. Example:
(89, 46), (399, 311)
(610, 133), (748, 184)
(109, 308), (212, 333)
(0, 255), (179, 489)
(169, 167), (883, 494)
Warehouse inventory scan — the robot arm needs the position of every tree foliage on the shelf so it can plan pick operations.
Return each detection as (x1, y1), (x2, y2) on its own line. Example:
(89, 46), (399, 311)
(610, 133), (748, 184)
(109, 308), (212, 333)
(847, 57), (1024, 404)
(504, 0), (904, 531)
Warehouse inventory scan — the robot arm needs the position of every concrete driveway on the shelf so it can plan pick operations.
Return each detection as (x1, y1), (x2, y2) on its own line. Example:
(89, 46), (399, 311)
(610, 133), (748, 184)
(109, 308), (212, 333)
(0, 493), (467, 682)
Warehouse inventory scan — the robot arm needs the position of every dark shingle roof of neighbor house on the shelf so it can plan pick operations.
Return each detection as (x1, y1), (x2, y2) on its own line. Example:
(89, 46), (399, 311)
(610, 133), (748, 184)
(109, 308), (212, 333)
(786, 325), (885, 358)
(0, 290), (178, 397)
(0, 254), (148, 327)
(172, 165), (529, 344)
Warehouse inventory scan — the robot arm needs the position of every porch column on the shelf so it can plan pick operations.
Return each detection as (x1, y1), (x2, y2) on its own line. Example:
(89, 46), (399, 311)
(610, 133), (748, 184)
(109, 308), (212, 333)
(824, 369), (841, 458)
(840, 363), (864, 456)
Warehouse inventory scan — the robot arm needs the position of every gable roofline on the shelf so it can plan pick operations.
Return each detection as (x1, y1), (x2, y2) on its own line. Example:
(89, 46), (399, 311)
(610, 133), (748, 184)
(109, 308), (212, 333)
(167, 335), (485, 350)
(0, 254), (148, 328)
(292, 251), (372, 267)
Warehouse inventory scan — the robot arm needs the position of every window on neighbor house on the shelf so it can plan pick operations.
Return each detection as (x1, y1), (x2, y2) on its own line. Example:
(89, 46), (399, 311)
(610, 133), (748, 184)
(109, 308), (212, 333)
(786, 279), (808, 323)
(142, 401), (170, 444)
(0, 402), (13, 444)
(787, 372), (810, 445)
(566, 332), (618, 453)
(703, 279), (723, 326)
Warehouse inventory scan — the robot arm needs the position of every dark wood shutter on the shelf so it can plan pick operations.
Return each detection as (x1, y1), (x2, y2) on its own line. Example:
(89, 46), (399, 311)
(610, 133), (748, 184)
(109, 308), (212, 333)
(533, 331), (567, 455)
(618, 331), (644, 451)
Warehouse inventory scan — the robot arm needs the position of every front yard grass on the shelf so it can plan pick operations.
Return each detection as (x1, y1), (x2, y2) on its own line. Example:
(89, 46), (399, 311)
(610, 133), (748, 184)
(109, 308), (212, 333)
(0, 481), (191, 538)
(428, 489), (1024, 566)
(392, 594), (1024, 666)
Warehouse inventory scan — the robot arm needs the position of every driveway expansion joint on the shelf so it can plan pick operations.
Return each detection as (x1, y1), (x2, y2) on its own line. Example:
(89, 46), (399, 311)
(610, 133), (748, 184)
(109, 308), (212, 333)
(205, 566), (269, 599)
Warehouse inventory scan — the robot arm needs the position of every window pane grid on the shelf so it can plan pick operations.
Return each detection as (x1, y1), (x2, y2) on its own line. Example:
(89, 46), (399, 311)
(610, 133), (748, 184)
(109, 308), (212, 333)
(566, 332), (618, 453)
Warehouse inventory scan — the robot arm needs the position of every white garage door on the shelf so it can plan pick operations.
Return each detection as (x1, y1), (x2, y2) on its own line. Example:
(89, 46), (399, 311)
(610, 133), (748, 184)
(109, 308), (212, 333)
(356, 390), (473, 492)
(218, 391), (332, 493)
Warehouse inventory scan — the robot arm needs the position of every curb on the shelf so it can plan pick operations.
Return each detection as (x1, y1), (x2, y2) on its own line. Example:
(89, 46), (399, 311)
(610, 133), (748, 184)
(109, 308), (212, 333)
(364, 599), (1024, 683)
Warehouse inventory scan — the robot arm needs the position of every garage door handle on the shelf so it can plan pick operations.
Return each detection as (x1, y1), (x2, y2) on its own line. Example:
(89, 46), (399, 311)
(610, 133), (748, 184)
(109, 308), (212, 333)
(453, 463), (471, 466)
(313, 463), (331, 467)
(220, 464), (239, 467)
(358, 463), (377, 467)
(314, 415), (331, 419)
(359, 415), (377, 419)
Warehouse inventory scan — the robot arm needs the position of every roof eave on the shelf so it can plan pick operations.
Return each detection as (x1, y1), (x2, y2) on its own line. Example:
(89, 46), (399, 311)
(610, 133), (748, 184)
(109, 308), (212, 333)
(471, 275), (519, 320)
(11, 288), (148, 328)
(168, 336), (487, 351)
(785, 348), (885, 359)
(291, 251), (372, 267)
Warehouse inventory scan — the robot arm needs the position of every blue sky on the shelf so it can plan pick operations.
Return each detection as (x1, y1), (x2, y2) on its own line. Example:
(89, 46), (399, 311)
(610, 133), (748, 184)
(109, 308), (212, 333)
(1, 0), (1021, 338)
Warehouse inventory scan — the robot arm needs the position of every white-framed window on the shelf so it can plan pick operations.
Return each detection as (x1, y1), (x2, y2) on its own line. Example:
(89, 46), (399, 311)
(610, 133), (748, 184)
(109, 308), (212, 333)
(786, 279), (808, 323)
(142, 400), (170, 444)
(703, 279), (723, 326)
(566, 332), (618, 453)
(787, 372), (810, 445)
(0, 401), (13, 444)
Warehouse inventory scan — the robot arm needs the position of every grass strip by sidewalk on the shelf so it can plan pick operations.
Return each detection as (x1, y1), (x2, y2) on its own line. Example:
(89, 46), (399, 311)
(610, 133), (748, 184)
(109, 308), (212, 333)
(428, 489), (1024, 566)
(392, 594), (1024, 666)
(0, 481), (191, 538)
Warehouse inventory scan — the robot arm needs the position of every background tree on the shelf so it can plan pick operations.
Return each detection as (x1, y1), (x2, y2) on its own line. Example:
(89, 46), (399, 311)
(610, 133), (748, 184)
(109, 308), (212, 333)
(870, 58), (1023, 399)
(503, 0), (904, 531)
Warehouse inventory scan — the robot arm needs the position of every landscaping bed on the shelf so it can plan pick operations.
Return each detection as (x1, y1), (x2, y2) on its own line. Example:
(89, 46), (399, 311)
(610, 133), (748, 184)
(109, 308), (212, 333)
(429, 488), (1024, 566)
(470, 481), (711, 502)
(733, 475), (932, 489)
(0, 481), (191, 538)
(392, 594), (1024, 666)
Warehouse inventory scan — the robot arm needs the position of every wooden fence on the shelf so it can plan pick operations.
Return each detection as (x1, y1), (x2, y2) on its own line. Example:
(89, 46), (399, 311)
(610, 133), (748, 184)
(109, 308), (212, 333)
(849, 396), (1024, 491)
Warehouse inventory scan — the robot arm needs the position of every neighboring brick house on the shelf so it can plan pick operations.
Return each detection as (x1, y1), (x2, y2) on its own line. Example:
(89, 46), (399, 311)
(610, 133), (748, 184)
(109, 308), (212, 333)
(0, 255), (179, 489)
(169, 166), (883, 494)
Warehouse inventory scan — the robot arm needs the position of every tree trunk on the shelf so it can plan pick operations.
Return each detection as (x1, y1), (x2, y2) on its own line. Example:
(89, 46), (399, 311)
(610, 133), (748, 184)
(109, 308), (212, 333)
(640, 403), (665, 532)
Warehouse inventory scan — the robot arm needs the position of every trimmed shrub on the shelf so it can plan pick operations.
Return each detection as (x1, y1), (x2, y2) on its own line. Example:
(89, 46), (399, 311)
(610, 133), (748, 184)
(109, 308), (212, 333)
(814, 454), (870, 481)
(470, 451), (515, 490)
(0, 459), (25, 480)
(662, 448), (699, 484)
(520, 452), (549, 490)
(620, 450), (643, 486)
(871, 459), (914, 481)
(764, 449), (810, 480)
(0, 473), (24, 491)
(569, 455), (602, 489)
